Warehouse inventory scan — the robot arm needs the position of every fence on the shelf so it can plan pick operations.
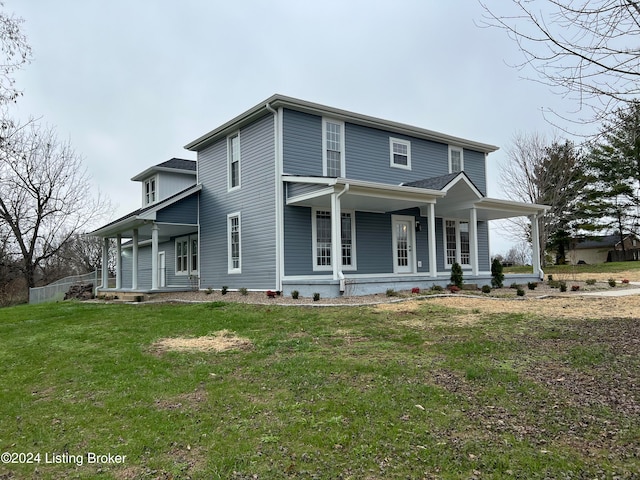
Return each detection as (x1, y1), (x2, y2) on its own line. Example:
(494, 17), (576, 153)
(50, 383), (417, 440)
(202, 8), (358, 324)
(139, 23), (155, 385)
(28, 271), (99, 305)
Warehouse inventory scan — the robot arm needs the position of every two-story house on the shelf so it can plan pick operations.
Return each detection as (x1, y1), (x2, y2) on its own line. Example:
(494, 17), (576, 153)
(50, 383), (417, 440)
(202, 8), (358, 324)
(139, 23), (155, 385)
(91, 95), (548, 297)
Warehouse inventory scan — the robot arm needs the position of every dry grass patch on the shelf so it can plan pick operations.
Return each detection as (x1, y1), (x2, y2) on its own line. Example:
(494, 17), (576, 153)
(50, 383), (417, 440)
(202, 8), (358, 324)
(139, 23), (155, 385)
(151, 329), (253, 354)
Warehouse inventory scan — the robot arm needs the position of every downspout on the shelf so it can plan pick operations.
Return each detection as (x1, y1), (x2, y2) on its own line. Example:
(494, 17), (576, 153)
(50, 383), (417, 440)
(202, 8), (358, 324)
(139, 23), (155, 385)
(266, 102), (283, 291)
(336, 183), (349, 292)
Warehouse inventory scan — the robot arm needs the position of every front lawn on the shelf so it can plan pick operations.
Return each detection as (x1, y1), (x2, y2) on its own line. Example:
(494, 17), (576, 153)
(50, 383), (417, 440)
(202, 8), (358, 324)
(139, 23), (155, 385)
(0, 300), (638, 479)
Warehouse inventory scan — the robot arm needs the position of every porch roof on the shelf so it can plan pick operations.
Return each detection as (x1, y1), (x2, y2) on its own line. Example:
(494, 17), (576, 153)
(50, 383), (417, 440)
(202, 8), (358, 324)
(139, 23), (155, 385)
(88, 185), (201, 240)
(284, 174), (549, 220)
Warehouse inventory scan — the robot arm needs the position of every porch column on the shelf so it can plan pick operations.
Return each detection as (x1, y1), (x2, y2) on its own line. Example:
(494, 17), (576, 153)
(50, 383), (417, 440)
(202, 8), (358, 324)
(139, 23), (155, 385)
(330, 192), (341, 281)
(115, 234), (122, 289)
(428, 203), (437, 278)
(101, 237), (109, 290)
(530, 214), (542, 279)
(132, 228), (139, 290)
(151, 223), (159, 290)
(469, 207), (479, 276)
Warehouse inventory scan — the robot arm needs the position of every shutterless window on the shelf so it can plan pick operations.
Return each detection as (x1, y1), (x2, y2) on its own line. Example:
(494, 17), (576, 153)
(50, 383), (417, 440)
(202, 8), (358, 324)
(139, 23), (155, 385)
(324, 120), (343, 177)
(390, 138), (411, 169)
(228, 214), (241, 272)
(145, 177), (156, 205)
(176, 238), (188, 274)
(313, 210), (355, 270)
(449, 146), (463, 173)
(228, 133), (240, 190)
(316, 211), (332, 266)
(445, 220), (470, 267)
(191, 238), (198, 272)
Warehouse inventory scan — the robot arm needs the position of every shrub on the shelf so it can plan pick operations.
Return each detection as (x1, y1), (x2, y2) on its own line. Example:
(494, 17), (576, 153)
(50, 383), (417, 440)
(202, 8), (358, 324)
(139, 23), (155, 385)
(510, 282), (520, 289)
(448, 285), (460, 294)
(312, 292), (320, 301)
(239, 287), (248, 296)
(491, 258), (504, 288)
(559, 281), (567, 292)
(622, 278), (630, 284)
(221, 286), (228, 295)
(586, 279), (596, 286)
(548, 274), (553, 282)
(608, 278), (616, 287)
(527, 282), (538, 290)
(386, 288), (398, 297)
(205, 287), (213, 295)
(291, 290), (299, 299)
(516, 288), (525, 297)
(431, 284), (444, 292)
(571, 285), (580, 291)
(411, 287), (420, 294)
(481, 285), (491, 294)
(450, 262), (464, 288)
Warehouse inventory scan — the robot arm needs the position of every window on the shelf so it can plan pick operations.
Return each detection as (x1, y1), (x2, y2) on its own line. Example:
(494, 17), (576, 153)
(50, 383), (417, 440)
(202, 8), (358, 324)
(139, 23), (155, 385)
(144, 177), (157, 205)
(390, 138), (411, 169)
(312, 209), (356, 270)
(444, 219), (470, 267)
(323, 119), (345, 177)
(228, 213), (241, 273)
(449, 146), (464, 173)
(228, 132), (240, 190)
(175, 234), (198, 275)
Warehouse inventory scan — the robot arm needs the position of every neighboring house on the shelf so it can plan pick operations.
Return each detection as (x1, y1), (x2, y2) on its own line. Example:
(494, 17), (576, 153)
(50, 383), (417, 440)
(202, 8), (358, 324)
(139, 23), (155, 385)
(90, 95), (549, 297)
(566, 234), (640, 264)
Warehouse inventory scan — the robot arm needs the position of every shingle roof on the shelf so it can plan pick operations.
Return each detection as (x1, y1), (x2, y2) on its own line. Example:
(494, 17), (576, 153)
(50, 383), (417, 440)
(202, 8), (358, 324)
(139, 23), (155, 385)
(156, 158), (196, 171)
(574, 234), (626, 249)
(402, 172), (461, 190)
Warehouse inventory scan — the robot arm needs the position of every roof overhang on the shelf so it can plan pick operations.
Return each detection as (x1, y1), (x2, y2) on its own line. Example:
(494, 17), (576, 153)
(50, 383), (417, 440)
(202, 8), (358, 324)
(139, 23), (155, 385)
(131, 166), (197, 182)
(473, 198), (550, 221)
(185, 94), (500, 154)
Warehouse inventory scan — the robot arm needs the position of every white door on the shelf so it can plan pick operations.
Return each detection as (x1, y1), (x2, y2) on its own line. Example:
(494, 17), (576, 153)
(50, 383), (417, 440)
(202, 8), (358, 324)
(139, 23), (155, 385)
(158, 251), (166, 288)
(393, 217), (415, 274)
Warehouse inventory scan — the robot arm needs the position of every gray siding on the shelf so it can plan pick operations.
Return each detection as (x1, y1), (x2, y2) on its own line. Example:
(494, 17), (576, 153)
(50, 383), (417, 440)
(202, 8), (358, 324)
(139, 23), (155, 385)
(156, 194), (198, 224)
(157, 172), (197, 202)
(198, 114), (276, 289)
(283, 205), (315, 276)
(282, 109), (323, 176)
(478, 221), (490, 271)
(463, 150), (486, 195)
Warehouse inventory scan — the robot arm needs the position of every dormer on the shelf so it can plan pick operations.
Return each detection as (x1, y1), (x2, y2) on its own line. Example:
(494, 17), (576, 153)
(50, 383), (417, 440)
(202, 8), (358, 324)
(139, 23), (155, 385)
(131, 158), (197, 207)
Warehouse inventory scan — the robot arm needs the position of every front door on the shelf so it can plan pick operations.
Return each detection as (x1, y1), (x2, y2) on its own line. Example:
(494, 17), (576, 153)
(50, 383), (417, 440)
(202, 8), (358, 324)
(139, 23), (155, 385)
(393, 216), (415, 274)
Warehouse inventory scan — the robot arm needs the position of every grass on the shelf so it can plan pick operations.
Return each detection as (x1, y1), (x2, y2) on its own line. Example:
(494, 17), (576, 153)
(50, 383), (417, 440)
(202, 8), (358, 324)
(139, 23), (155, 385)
(0, 300), (638, 479)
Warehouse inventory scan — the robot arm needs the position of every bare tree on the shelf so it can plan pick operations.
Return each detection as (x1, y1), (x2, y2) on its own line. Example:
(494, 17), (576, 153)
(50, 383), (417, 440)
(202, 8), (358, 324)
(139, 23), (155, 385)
(0, 2), (31, 104)
(479, 0), (640, 124)
(500, 132), (586, 265)
(0, 118), (110, 288)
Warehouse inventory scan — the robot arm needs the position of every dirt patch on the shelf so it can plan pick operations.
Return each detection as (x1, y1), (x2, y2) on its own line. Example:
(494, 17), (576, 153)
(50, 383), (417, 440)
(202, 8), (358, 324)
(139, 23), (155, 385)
(151, 330), (253, 354)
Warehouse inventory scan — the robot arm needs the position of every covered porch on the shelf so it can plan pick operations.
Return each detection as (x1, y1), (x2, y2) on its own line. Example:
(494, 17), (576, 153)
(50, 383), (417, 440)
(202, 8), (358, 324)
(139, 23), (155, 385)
(283, 174), (549, 297)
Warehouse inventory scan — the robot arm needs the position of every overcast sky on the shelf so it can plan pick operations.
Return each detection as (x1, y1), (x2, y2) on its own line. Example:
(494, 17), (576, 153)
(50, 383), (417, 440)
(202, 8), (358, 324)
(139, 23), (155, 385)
(5, 0), (589, 255)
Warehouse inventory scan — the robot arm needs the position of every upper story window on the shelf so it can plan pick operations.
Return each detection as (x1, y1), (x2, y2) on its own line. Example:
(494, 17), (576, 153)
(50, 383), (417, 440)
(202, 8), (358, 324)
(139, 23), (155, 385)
(390, 138), (411, 170)
(228, 132), (241, 191)
(144, 176), (157, 205)
(449, 146), (464, 173)
(323, 119), (345, 177)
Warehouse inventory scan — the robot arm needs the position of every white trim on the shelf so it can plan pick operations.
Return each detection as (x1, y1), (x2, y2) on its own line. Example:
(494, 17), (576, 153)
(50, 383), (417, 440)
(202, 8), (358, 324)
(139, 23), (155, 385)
(322, 118), (345, 177)
(448, 145), (464, 173)
(389, 137), (411, 170)
(392, 214), (416, 274)
(273, 105), (284, 292)
(143, 175), (158, 206)
(227, 212), (242, 274)
(227, 131), (241, 192)
(158, 251), (166, 288)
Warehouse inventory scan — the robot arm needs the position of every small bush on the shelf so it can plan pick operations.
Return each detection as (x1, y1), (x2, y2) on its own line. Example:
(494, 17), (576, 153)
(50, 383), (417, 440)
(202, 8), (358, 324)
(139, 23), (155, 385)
(608, 278), (616, 287)
(411, 287), (420, 294)
(313, 292), (320, 301)
(548, 280), (560, 288)
(481, 285), (491, 294)
(559, 281), (567, 292)
(431, 284), (444, 292)
(448, 285), (460, 294)
(239, 287), (248, 296)
(622, 278), (630, 284)
(221, 286), (228, 295)
(450, 262), (464, 288)
(527, 282), (538, 290)
(548, 274), (553, 282)
(386, 288), (398, 297)
(510, 282), (520, 289)
(586, 279), (597, 286)
(205, 287), (213, 295)
(291, 290), (299, 299)
(571, 285), (580, 291)
(516, 288), (525, 297)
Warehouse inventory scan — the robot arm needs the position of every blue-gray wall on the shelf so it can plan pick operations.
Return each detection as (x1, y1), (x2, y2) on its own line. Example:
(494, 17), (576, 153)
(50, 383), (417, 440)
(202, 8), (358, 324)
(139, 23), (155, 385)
(281, 109), (487, 193)
(198, 113), (276, 290)
(156, 194), (198, 224)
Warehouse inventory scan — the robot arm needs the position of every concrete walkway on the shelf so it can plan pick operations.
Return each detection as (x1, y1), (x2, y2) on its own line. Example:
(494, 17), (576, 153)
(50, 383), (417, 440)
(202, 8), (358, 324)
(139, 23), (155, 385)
(581, 282), (640, 297)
